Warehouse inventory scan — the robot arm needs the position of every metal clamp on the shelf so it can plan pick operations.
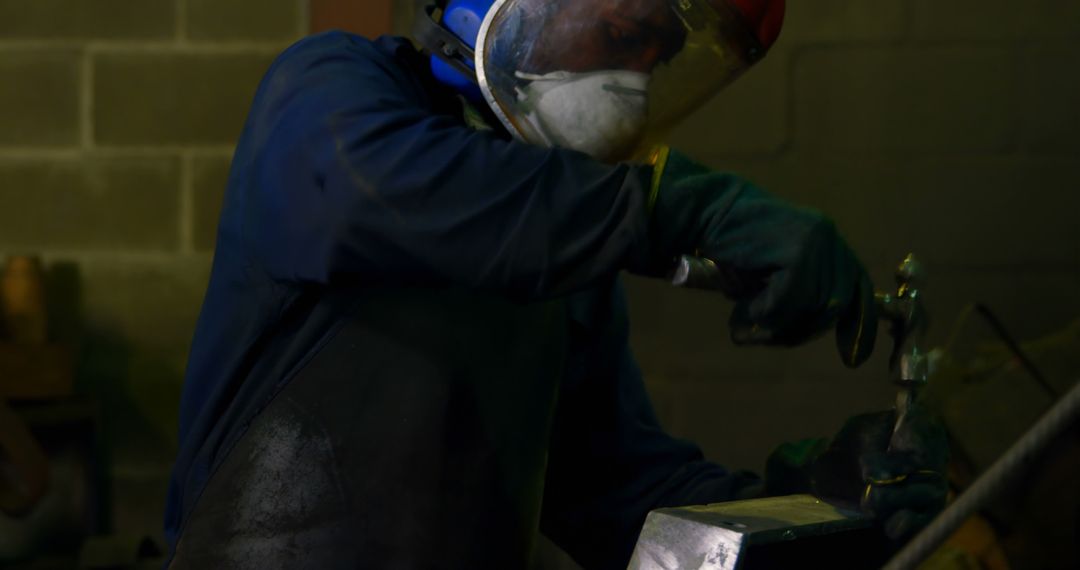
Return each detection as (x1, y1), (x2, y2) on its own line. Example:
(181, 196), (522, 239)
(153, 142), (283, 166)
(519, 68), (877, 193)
(875, 254), (929, 447)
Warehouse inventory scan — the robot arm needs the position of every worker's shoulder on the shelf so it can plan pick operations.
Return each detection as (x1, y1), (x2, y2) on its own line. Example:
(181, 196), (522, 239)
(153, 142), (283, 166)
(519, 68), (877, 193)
(252, 31), (424, 104)
(273, 30), (419, 75)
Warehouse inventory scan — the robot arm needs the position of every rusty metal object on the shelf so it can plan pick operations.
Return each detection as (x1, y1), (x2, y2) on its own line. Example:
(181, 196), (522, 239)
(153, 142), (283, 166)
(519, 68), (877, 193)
(0, 399), (50, 516)
(0, 256), (74, 400)
(1, 256), (48, 344)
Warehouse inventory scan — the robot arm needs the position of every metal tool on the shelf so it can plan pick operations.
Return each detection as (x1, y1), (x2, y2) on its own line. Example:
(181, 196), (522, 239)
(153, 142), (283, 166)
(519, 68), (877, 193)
(875, 254), (929, 449)
(671, 250), (931, 441)
(650, 253), (1080, 569)
(631, 254), (934, 569)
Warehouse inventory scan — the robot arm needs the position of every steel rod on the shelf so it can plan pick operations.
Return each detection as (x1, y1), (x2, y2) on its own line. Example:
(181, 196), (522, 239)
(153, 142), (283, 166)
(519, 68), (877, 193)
(882, 378), (1080, 570)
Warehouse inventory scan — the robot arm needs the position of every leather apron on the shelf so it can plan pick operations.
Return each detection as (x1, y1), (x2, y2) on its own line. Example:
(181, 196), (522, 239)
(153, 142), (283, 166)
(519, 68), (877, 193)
(170, 289), (568, 569)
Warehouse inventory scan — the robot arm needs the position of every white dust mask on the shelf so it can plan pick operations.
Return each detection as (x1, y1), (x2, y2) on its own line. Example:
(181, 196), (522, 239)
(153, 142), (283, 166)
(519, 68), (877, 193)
(515, 70), (650, 161)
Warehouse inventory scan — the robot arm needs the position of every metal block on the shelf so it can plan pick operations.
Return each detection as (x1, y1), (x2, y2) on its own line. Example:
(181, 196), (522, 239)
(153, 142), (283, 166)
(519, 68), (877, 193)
(629, 494), (887, 570)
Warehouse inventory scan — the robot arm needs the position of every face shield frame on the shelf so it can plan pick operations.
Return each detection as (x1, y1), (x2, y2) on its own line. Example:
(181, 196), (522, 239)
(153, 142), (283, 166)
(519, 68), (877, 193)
(474, 0), (766, 162)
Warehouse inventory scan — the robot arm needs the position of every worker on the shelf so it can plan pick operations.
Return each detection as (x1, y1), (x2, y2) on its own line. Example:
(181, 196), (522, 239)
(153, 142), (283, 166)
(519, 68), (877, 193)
(163, 0), (947, 568)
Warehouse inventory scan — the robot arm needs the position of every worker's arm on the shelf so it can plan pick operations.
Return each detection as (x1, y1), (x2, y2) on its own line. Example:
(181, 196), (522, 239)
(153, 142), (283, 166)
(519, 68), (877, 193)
(540, 278), (763, 570)
(244, 32), (874, 358)
(241, 32), (658, 299)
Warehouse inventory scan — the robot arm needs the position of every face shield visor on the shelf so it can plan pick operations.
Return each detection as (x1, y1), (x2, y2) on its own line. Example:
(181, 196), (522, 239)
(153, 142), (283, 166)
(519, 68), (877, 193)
(475, 0), (768, 163)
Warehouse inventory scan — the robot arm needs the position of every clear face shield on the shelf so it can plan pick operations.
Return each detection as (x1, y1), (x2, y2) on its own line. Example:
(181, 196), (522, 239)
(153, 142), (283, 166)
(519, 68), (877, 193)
(475, 0), (766, 163)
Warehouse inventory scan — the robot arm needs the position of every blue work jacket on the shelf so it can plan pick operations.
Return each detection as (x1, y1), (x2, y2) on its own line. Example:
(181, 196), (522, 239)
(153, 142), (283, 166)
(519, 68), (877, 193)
(165, 31), (759, 569)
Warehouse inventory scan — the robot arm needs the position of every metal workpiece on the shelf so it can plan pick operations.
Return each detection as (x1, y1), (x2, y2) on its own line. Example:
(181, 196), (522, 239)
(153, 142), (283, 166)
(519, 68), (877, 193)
(876, 254), (929, 447)
(628, 494), (884, 570)
(876, 254), (929, 386)
(630, 254), (958, 568)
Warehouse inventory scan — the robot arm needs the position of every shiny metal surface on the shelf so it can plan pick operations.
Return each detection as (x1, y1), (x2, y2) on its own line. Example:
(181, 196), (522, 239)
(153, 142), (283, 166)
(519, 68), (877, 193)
(876, 253), (928, 384)
(628, 494), (871, 570)
(670, 255), (725, 290)
(875, 254), (929, 447)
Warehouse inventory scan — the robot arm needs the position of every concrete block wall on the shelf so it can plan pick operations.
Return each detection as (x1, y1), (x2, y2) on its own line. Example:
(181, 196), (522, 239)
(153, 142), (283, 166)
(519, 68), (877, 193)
(0, 0), (308, 536)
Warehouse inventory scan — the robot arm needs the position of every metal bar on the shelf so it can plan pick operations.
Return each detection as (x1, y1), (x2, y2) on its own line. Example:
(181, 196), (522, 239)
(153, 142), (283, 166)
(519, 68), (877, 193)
(973, 303), (1058, 399)
(882, 378), (1080, 570)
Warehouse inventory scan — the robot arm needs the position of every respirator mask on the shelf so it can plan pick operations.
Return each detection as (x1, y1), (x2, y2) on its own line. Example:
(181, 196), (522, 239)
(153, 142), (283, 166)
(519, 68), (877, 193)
(415, 0), (782, 162)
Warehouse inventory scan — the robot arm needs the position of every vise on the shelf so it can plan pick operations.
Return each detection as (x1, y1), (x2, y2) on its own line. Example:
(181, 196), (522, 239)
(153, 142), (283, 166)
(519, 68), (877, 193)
(641, 255), (931, 569)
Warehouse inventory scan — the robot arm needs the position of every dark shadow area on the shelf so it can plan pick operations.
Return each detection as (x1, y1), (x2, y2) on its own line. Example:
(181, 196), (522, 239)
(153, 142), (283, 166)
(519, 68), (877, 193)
(2, 260), (179, 568)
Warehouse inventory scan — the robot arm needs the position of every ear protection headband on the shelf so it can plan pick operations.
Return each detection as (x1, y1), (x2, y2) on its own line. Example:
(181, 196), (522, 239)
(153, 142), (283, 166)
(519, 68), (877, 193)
(413, 0), (494, 101)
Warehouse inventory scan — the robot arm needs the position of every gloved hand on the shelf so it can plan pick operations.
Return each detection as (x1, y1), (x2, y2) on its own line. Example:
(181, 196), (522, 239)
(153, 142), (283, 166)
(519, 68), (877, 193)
(643, 149), (877, 366)
(765, 402), (949, 542)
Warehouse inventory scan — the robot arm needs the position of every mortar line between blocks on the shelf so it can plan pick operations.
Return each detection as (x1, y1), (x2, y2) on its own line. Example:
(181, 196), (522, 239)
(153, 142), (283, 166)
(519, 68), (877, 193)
(179, 151), (195, 254)
(0, 40), (287, 53)
(176, 0), (188, 44)
(0, 147), (236, 160)
(80, 49), (93, 150)
(33, 251), (213, 265)
(298, 0), (312, 37)
(897, 0), (915, 46)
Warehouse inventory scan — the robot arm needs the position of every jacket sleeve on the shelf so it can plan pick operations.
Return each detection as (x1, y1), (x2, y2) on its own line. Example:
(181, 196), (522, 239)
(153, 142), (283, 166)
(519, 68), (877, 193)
(540, 279), (763, 570)
(239, 33), (656, 300)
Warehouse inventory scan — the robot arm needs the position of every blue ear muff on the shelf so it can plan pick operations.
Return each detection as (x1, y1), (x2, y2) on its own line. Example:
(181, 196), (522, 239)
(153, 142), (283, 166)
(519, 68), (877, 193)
(422, 0), (493, 102)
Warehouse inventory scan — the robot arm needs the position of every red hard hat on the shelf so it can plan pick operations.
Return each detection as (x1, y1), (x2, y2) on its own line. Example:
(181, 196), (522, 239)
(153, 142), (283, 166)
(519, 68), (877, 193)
(728, 0), (785, 51)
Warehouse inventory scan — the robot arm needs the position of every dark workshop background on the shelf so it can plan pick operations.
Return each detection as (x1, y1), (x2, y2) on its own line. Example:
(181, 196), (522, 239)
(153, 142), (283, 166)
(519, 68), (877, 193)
(0, 0), (1077, 567)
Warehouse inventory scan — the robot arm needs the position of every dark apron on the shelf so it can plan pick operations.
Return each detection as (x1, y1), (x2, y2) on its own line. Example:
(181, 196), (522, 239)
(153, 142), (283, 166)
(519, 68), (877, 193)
(170, 289), (568, 569)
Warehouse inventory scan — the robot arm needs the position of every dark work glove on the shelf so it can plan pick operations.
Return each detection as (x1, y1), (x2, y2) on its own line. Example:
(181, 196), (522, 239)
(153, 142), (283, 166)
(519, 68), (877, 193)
(765, 403), (949, 542)
(645, 149), (877, 367)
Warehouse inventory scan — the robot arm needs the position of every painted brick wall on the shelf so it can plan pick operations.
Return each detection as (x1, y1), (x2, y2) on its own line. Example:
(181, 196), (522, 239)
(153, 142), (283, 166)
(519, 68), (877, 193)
(0, 0), (308, 536)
